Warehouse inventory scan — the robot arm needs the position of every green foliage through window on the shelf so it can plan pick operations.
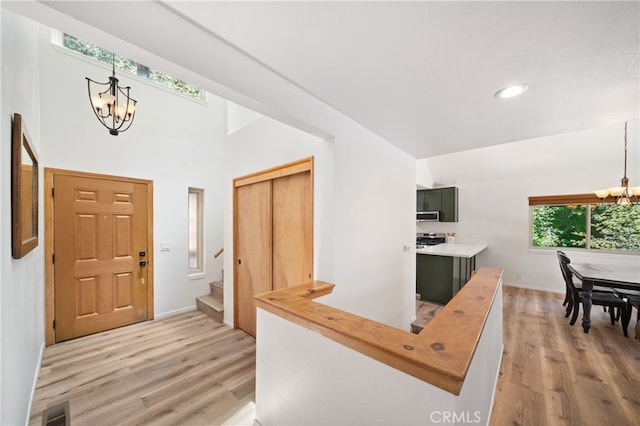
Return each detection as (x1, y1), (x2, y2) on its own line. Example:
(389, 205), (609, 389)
(62, 34), (201, 99)
(532, 203), (640, 252)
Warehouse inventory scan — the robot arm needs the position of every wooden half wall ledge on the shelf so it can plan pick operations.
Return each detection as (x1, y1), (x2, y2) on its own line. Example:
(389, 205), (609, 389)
(255, 267), (503, 395)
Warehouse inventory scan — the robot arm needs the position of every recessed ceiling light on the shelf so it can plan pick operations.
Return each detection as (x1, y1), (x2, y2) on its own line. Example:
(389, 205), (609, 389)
(495, 84), (529, 99)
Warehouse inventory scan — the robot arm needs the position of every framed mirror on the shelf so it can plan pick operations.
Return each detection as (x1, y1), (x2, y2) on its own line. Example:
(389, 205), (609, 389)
(11, 113), (39, 259)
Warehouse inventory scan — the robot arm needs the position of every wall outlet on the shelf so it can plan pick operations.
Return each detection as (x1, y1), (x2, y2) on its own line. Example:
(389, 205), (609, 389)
(160, 242), (171, 252)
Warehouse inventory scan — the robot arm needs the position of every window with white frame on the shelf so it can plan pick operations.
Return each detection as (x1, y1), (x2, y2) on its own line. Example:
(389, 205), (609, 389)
(54, 31), (204, 100)
(188, 188), (204, 274)
(529, 193), (640, 252)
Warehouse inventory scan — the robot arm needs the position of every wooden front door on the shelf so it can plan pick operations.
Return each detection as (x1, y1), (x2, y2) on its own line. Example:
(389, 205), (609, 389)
(234, 157), (314, 337)
(53, 173), (150, 342)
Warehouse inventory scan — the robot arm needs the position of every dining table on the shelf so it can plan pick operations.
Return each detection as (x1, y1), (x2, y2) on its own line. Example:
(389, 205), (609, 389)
(567, 262), (640, 334)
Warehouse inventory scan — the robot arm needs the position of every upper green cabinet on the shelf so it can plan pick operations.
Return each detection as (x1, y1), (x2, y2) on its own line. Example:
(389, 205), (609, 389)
(440, 187), (458, 222)
(416, 187), (458, 222)
(416, 190), (426, 211)
(417, 188), (442, 211)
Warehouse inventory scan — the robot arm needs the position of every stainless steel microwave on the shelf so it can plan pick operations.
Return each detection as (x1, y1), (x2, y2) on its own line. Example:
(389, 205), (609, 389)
(417, 211), (440, 222)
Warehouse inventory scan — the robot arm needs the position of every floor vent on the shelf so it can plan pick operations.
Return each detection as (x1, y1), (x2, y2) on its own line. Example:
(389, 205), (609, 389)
(42, 401), (70, 426)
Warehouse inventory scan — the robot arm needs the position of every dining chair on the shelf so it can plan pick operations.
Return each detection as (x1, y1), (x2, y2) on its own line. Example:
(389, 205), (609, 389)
(557, 251), (630, 337)
(614, 289), (640, 330)
(556, 250), (615, 319)
(557, 250), (571, 307)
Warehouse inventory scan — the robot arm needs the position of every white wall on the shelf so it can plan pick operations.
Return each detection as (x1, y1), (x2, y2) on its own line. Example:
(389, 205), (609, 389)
(255, 278), (503, 426)
(421, 122), (640, 292)
(37, 28), (227, 316)
(223, 108), (334, 326)
(0, 10), (45, 425)
(327, 126), (416, 329)
(227, 102), (263, 136)
(416, 158), (434, 189)
(223, 105), (417, 332)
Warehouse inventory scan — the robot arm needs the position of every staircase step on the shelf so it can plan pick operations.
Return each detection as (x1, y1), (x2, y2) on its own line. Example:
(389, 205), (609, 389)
(210, 280), (224, 301)
(196, 294), (223, 323)
(411, 300), (444, 335)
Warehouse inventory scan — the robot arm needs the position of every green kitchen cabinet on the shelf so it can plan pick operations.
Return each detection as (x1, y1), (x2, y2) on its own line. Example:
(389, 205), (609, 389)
(439, 187), (458, 222)
(425, 189), (442, 212)
(416, 189), (427, 211)
(416, 187), (458, 222)
(416, 253), (475, 305)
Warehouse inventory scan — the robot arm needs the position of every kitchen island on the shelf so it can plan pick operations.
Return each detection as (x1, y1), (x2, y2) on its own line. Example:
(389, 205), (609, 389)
(416, 243), (487, 305)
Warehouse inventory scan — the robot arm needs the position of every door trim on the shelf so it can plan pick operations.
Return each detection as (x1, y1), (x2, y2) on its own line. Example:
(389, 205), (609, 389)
(44, 168), (155, 346)
(233, 156), (314, 331)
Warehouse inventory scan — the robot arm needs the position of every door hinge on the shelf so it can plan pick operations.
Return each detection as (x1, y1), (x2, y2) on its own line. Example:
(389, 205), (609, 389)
(51, 187), (54, 197)
(52, 253), (55, 264)
(53, 320), (56, 329)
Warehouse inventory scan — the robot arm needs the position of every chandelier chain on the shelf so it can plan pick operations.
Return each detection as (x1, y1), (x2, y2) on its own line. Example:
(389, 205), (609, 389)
(623, 121), (627, 179)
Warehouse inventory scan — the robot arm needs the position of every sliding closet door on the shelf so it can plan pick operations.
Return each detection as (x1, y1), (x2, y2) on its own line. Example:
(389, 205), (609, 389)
(234, 157), (314, 337)
(272, 171), (313, 290)
(235, 180), (272, 337)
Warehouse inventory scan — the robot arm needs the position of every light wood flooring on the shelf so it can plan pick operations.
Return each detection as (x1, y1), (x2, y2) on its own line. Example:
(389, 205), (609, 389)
(30, 287), (639, 425)
(29, 311), (256, 425)
(491, 286), (640, 425)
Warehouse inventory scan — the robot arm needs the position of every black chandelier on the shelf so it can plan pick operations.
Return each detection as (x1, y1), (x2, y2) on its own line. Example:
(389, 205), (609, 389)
(86, 53), (137, 135)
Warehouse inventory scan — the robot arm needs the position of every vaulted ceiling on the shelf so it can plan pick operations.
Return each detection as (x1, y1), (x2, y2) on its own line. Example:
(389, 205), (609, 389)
(9, 1), (640, 158)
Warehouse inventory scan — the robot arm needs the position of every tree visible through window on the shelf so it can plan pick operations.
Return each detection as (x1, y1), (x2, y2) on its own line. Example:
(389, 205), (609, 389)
(531, 202), (640, 252)
(61, 33), (202, 99)
(591, 204), (640, 250)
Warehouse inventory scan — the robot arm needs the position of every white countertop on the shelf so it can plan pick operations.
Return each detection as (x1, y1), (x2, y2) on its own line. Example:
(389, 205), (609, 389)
(416, 243), (487, 258)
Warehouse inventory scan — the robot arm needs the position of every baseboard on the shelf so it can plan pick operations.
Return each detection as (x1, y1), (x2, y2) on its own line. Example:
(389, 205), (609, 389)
(26, 342), (45, 425)
(155, 305), (197, 320)
(485, 343), (504, 426)
(224, 319), (234, 328)
(503, 282), (564, 295)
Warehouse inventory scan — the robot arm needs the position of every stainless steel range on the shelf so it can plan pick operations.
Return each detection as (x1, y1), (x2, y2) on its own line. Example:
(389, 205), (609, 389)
(416, 232), (446, 248)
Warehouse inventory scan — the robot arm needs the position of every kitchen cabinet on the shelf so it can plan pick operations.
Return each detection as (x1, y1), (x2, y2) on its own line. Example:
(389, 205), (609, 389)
(425, 189), (442, 212)
(416, 187), (458, 222)
(416, 190), (427, 212)
(440, 187), (458, 222)
(417, 188), (441, 211)
(416, 253), (475, 305)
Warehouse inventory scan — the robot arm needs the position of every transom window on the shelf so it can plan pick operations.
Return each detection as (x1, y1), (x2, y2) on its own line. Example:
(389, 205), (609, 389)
(55, 32), (203, 100)
(529, 194), (640, 252)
